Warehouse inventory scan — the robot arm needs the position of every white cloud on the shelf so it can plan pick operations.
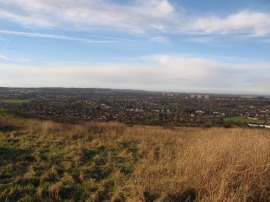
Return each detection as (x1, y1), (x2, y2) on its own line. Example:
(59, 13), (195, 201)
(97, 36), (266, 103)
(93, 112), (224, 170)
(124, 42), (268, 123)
(191, 10), (270, 36)
(0, 53), (30, 63)
(149, 36), (172, 45)
(0, 30), (119, 43)
(1, 0), (269, 37)
(0, 0), (176, 33)
(0, 55), (269, 94)
(0, 54), (8, 60)
(0, 5), (54, 27)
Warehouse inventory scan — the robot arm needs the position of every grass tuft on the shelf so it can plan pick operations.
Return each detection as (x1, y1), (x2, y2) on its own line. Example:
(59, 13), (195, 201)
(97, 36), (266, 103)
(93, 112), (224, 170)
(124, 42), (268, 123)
(0, 112), (270, 201)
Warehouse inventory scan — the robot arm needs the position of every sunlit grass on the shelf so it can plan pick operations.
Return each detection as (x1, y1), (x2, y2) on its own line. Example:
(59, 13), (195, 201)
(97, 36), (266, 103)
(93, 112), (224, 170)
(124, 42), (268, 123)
(224, 116), (264, 124)
(0, 111), (270, 201)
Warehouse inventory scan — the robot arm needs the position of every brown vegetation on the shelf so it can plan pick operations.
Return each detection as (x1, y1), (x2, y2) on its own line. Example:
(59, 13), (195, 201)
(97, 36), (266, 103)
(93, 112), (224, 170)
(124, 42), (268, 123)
(0, 116), (270, 201)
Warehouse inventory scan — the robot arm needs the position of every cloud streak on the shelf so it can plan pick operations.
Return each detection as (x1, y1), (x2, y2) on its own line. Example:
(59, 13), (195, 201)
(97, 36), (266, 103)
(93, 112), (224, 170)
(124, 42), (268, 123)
(0, 53), (30, 63)
(0, 54), (8, 60)
(0, 30), (120, 43)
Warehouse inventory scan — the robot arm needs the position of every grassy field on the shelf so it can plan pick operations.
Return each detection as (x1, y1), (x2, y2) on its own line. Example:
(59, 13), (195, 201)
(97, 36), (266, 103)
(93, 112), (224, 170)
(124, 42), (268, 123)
(0, 99), (31, 104)
(224, 116), (264, 124)
(1, 110), (270, 201)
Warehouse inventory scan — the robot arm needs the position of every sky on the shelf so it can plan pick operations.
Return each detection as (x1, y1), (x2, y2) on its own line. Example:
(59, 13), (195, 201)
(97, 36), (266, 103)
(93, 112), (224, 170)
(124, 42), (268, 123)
(0, 0), (270, 94)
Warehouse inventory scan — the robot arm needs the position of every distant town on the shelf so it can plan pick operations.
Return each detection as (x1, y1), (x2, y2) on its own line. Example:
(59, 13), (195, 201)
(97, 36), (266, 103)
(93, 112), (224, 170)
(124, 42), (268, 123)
(0, 87), (270, 128)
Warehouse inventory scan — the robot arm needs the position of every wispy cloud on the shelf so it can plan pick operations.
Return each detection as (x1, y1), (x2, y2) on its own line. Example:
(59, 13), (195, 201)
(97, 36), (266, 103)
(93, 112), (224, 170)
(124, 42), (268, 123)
(0, 54), (8, 60)
(149, 36), (172, 45)
(0, 37), (9, 42)
(87, 34), (132, 42)
(261, 39), (270, 43)
(191, 10), (270, 36)
(0, 0), (175, 32)
(0, 55), (269, 94)
(0, 53), (30, 63)
(185, 36), (219, 45)
(0, 1), (269, 38)
(0, 30), (120, 43)
(168, 78), (191, 81)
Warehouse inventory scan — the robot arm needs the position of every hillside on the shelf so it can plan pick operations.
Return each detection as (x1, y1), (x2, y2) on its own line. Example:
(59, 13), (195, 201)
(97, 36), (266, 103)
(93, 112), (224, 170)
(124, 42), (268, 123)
(0, 109), (270, 201)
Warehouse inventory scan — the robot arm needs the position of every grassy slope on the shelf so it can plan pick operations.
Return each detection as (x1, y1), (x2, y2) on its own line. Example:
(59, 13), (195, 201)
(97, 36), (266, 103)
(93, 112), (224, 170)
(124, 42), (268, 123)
(224, 116), (264, 124)
(0, 110), (270, 201)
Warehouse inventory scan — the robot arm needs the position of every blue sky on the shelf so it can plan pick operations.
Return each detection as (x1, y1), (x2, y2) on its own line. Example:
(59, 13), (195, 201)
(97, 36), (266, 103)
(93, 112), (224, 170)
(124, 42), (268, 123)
(0, 0), (270, 94)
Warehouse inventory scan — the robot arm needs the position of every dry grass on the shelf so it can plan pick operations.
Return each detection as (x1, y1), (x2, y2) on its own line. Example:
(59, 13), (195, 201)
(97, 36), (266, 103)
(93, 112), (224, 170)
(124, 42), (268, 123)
(0, 116), (270, 201)
(126, 127), (270, 201)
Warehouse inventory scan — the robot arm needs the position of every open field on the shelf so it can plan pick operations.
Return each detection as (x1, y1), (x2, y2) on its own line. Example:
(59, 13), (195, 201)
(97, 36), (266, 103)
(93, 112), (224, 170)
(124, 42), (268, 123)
(224, 116), (264, 124)
(0, 99), (31, 104)
(1, 110), (270, 201)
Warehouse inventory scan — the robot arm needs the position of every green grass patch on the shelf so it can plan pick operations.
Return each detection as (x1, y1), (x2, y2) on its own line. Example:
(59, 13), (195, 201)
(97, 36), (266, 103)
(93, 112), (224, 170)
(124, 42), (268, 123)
(0, 99), (31, 104)
(0, 119), (138, 201)
(0, 108), (38, 119)
(223, 116), (264, 124)
(170, 102), (182, 106)
(0, 108), (12, 116)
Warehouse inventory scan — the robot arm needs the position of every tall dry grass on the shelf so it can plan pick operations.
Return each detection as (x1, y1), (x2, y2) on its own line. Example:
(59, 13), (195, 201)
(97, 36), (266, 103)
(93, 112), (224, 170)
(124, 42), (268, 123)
(2, 119), (270, 201)
(121, 127), (270, 201)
